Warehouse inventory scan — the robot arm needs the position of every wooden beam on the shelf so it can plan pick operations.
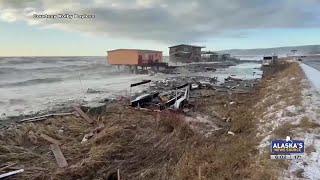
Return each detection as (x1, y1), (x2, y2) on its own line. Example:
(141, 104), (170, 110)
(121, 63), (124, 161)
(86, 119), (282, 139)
(130, 80), (151, 87)
(117, 169), (120, 180)
(50, 144), (68, 168)
(19, 113), (74, 123)
(0, 163), (17, 172)
(0, 169), (24, 179)
(40, 134), (61, 145)
(73, 106), (94, 124)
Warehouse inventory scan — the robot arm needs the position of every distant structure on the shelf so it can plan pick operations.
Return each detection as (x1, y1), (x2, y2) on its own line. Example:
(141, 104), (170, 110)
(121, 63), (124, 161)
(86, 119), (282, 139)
(201, 51), (219, 61)
(107, 49), (165, 73)
(291, 49), (298, 56)
(201, 52), (233, 62)
(169, 44), (205, 63)
(263, 55), (278, 65)
(221, 54), (231, 61)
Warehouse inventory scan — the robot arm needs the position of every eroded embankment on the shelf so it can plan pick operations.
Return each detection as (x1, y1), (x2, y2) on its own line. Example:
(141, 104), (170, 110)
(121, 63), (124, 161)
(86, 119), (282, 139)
(253, 62), (320, 179)
(1, 62), (317, 180)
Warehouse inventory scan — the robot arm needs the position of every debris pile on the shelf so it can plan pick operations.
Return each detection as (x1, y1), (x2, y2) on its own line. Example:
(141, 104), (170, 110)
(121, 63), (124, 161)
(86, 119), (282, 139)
(0, 104), (201, 179)
(220, 76), (260, 94)
(150, 76), (218, 91)
(129, 74), (259, 111)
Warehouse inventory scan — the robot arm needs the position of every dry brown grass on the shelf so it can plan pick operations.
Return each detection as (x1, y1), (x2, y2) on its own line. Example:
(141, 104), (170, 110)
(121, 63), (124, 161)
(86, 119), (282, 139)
(172, 85), (263, 179)
(250, 151), (289, 180)
(305, 145), (316, 156)
(248, 61), (307, 178)
(273, 123), (294, 139)
(0, 105), (200, 180)
(299, 116), (320, 129)
(272, 116), (320, 140)
(294, 168), (305, 178)
(174, 136), (256, 180)
(259, 62), (304, 108)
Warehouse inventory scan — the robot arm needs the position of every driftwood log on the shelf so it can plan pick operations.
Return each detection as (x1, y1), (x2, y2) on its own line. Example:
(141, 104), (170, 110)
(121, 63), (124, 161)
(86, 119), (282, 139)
(50, 144), (68, 168)
(73, 106), (94, 124)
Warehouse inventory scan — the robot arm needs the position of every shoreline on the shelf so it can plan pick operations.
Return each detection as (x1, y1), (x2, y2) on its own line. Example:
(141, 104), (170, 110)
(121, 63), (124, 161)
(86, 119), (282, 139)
(0, 61), (261, 127)
(4, 60), (316, 179)
(0, 60), (263, 179)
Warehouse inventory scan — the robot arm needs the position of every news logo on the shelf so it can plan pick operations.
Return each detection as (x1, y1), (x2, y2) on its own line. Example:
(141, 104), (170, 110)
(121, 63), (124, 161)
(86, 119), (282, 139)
(270, 136), (304, 160)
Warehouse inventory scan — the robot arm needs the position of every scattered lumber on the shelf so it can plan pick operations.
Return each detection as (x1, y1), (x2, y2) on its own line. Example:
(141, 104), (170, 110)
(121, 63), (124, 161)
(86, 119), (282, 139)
(40, 134), (61, 145)
(19, 112), (74, 123)
(81, 133), (94, 143)
(117, 169), (120, 180)
(130, 92), (159, 108)
(19, 117), (47, 123)
(81, 124), (105, 143)
(50, 144), (68, 168)
(227, 131), (235, 136)
(0, 169), (24, 179)
(0, 163), (17, 172)
(73, 106), (94, 124)
(130, 80), (151, 87)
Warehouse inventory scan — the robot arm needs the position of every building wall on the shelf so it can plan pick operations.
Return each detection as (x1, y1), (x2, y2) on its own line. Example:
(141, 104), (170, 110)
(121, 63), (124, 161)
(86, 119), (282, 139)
(108, 50), (139, 65)
(202, 53), (219, 62)
(138, 52), (163, 64)
(169, 45), (202, 63)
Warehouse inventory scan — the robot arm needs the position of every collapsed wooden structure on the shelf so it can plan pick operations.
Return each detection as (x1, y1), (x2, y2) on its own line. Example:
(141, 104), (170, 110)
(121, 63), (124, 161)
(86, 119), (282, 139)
(130, 80), (190, 110)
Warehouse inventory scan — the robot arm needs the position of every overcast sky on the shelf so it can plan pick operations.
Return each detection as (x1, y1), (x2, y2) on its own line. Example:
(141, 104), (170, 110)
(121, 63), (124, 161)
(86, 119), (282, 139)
(0, 0), (320, 56)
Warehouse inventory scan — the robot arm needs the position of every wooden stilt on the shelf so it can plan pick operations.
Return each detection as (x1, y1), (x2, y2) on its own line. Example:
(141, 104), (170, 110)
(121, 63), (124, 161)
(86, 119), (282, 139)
(117, 169), (120, 180)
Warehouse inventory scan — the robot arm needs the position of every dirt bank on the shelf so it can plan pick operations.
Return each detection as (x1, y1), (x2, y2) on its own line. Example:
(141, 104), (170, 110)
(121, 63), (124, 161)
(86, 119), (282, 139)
(255, 62), (320, 179)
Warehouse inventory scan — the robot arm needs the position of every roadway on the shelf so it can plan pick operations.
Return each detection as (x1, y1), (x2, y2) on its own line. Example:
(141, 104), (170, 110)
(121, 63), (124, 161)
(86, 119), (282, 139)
(300, 57), (320, 90)
(302, 58), (320, 71)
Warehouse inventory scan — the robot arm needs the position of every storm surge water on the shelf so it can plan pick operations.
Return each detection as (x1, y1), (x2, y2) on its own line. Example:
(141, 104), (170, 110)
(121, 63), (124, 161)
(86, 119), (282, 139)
(0, 56), (261, 121)
(0, 56), (150, 119)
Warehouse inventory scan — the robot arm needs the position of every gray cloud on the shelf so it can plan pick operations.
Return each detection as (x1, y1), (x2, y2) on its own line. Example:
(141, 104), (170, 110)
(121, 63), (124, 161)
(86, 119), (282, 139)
(0, 0), (319, 43)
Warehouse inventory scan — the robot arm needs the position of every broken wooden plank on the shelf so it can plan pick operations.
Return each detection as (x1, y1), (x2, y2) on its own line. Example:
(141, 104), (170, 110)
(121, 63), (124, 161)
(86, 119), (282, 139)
(0, 169), (24, 179)
(50, 144), (68, 168)
(19, 112), (74, 123)
(73, 106), (93, 124)
(40, 134), (61, 145)
(0, 163), (17, 172)
(81, 124), (105, 143)
(130, 80), (151, 87)
(173, 83), (189, 90)
(117, 169), (120, 180)
(19, 117), (47, 123)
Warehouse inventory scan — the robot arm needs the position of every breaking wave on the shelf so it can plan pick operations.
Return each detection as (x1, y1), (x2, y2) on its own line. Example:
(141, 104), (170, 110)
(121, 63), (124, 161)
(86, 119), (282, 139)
(0, 67), (19, 74)
(0, 57), (37, 65)
(0, 78), (62, 88)
(9, 99), (26, 105)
